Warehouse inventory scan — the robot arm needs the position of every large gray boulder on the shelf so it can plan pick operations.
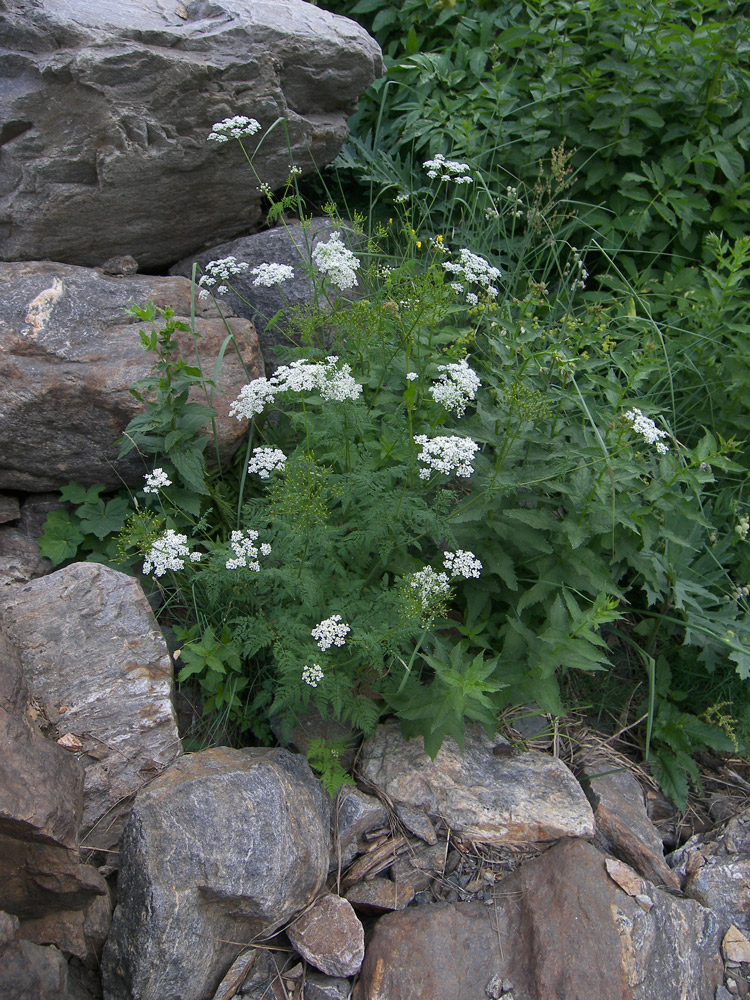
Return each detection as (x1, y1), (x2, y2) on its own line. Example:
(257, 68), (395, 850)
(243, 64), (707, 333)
(0, 562), (183, 853)
(101, 747), (331, 1000)
(0, 0), (383, 268)
(0, 261), (263, 491)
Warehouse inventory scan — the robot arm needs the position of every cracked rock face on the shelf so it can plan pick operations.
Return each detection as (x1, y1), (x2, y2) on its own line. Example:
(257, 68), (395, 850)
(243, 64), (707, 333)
(0, 0), (383, 268)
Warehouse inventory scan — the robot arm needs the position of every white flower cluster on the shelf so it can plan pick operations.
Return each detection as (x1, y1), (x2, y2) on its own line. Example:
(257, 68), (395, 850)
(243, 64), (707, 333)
(564, 247), (588, 290)
(311, 231), (360, 290)
(505, 185), (524, 218)
(143, 468), (172, 493)
(251, 262), (294, 287)
(624, 408), (669, 454)
(247, 447), (287, 479)
(230, 357), (362, 420)
(207, 116), (261, 143)
(443, 249), (501, 302)
(414, 434), (479, 479)
(423, 153), (473, 185)
(443, 549), (482, 579)
(311, 614), (350, 651)
(406, 371), (419, 382)
(302, 663), (325, 688)
(198, 256), (249, 299)
(429, 357), (481, 416)
(225, 529), (272, 571)
(143, 530), (201, 577)
(409, 566), (451, 610)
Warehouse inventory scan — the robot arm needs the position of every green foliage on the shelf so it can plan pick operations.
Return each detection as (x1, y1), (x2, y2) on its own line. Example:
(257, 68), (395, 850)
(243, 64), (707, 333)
(70, 94), (750, 806)
(38, 483), (130, 567)
(120, 302), (217, 501)
(323, 0), (750, 272)
(305, 738), (357, 796)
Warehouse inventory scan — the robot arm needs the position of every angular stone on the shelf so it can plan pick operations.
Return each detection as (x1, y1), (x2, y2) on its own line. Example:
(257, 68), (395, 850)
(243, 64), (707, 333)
(101, 747), (330, 1000)
(0, 494), (57, 588)
(345, 876), (414, 915)
(358, 721), (594, 845)
(0, 262), (262, 491)
(18, 887), (111, 966)
(171, 220), (365, 370)
(0, 835), (107, 919)
(357, 839), (724, 1000)
(0, 495), (19, 523)
(723, 925), (750, 964)
(0, 0), (383, 269)
(580, 763), (680, 889)
(669, 805), (750, 937)
(0, 911), (68, 1000)
(394, 802), (437, 845)
(287, 893), (364, 978)
(0, 562), (183, 852)
(304, 972), (353, 1000)
(332, 785), (388, 870)
(390, 841), (452, 894)
(356, 902), (506, 1000)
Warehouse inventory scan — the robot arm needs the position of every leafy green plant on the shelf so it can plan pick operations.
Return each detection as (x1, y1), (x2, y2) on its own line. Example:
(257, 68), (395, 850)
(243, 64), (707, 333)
(38, 482), (130, 567)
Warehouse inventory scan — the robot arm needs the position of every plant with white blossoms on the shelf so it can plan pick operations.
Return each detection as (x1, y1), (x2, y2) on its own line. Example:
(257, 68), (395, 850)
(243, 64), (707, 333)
(414, 434), (479, 479)
(311, 614), (351, 651)
(443, 549), (482, 579)
(229, 357), (362, 420)
(143, 468), (172, 493)
(429, 357), (482, 416)
(247, 447), (287, 479)
(143, 529), (201, 577)
(251, 263), (295, 287)
(423, 153), (473, 185)
(624, 407), (669, 454)
(207, 116), (261, 143)
(443, 249), (501, 302)
(225, 529), (272, 571)
(409, 566), (451, 610)
(302, 663), (325, 688)
(311, 231), (360, 290)
(198, 256), (249, 299)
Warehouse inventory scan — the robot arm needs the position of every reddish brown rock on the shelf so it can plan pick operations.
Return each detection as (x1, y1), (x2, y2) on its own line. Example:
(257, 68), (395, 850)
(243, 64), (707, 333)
(18, 886), (111, 966)
(0, 911), (68, 1000)
(0, 262), (263, 491)
(356, 839), (724, 1000)
(580, 763), (681, 890)
(287, 894), (364, 977)
(345, 877), (414, 915)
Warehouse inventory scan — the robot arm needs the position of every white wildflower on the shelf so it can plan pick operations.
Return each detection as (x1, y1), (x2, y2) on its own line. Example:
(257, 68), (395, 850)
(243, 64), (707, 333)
(143, 468), (172, 493)
(229, 377), (277, 420)
(466, 292), (479, 307)
(247, 447), (287, 479)
(395, 192), (410, 203)
(414, 434), (479, 479)
(406, 371), (419, 381)
(143, 530), (197, 577)
(207, 115), (261, 143)
(251, 262), (294, 287)
(225, 529), (271, 571)
(311, 614), (350, 651)
(423, 153), (473, 185)
(288, 165), (303, 177)
(311, 231), (360, 290)
(443, 549), (482, 579)
(302, 663), (324, 688)
(409, 566), (451, 609)
(624, 407), (669, 454)
(429, 357), (481, 417)
(198, 256), (249, 297)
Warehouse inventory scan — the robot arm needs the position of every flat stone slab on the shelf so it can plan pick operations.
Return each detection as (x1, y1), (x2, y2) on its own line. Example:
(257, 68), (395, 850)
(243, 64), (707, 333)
(358, 721), (594, 844)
